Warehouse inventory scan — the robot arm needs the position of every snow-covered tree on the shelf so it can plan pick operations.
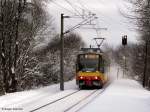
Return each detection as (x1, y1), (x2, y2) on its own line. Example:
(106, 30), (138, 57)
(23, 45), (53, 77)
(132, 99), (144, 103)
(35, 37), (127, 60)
(0, 0), (55, 93)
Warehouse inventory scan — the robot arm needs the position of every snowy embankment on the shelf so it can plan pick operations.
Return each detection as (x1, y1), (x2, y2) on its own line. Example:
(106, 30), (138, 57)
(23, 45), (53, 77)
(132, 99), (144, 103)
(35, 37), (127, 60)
(79, 79), (150, 112)
(0, 80), (77, 111)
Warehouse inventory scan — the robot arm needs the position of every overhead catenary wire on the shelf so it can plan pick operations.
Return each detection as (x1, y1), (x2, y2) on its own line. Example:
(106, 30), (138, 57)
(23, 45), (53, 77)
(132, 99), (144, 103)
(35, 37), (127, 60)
(75, 1), (108, 48)
(75, 0), (108, 37)
(63, 0), (82, 16)
(62, 0), (108, 46)
(51, 0), (108, 45)
(77, 0), (91, 12)
(74, 0), (90, 13)
(50, 0), (119, 31)
(69, 14), (96, 29)
(51, 0), (99, 21)
(75, 0), (97, 19)
(51, 0), (76, 14)
(92, 23), (100, 38)
(86, 18), (107, 40)
(71, 3), (88, 19)
(77, 0), (101, 20)
(50, 0), (101, 33)
(64, 14), (97, 34)
(77, 0), (128, 28)
(51, 0), (91, 18)
(64, 19), (96, 34)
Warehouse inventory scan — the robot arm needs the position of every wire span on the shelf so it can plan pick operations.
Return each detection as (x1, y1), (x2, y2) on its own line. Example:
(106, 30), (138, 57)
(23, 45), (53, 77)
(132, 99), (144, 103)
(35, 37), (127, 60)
(51, 0), (75, 14)
(63, 0), (82, 16)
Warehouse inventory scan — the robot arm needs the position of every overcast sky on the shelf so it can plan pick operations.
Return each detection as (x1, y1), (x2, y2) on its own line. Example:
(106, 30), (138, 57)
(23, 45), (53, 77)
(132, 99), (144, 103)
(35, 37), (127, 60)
(46, 0), (137, 48)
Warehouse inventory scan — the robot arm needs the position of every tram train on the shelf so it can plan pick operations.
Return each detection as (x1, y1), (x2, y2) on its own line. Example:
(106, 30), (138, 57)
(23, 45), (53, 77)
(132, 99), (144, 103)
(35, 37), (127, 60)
(76, 48), (108, 89)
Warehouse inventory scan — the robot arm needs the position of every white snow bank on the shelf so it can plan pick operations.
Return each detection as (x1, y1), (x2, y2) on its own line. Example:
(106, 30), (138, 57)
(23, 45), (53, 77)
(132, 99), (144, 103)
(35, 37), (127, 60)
(80, 79), (150, 112)
(0, 79), (77, 108)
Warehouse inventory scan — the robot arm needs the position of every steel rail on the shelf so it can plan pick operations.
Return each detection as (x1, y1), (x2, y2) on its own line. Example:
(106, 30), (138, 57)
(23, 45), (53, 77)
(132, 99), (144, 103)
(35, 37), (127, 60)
(63, 90), (98, 112)
(30, 82), (110, 112)
(30, 90), (80, 112)
(64, 82), (110, 112)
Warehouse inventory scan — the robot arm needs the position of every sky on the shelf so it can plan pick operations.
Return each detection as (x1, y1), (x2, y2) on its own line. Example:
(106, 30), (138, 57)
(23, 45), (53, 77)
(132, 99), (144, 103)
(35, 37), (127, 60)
(46, 0), (138, 48)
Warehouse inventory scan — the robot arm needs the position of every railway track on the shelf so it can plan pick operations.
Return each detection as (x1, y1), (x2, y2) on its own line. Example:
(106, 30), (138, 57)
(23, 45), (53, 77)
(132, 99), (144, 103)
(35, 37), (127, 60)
(30, 90), (98, 112)
(30, 90), (80, 112)
(64, 89), (99, 112)
(29, 82), (110, 112)
(65, 82), (110, 112)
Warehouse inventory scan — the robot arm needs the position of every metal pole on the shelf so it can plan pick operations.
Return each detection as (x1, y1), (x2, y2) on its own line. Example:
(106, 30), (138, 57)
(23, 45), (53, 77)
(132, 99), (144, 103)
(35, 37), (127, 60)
(123, 45), (126, 78)
(123, 57), (125, 78)
(122, 56), (125, 78)
(125, 55), (126, 78)
(143, 40), (148, 87)
(117, 67), (119, 79)
(60, 14), (64, 90)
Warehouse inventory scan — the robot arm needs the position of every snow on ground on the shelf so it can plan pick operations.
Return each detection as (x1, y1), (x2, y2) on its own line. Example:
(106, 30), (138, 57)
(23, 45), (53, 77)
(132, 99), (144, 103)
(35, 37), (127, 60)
(1, 64), (150, 112)
(79, 79), (150, 112)
(0, 79), (77, 110)
(0, 64), (114, 108)
(33, 90), (97, 112)
(15, 89), (79, 112)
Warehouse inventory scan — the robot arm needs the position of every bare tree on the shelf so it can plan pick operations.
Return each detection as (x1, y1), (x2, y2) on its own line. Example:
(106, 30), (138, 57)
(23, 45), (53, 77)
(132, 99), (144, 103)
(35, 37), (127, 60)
(0, 0), (27, 93)
(130, 0), (150, 87)
(115, 0), (150, 87)
(33, 32), (85, 84)
(0, 0), (55, 93)
(0, 0), (85, 94)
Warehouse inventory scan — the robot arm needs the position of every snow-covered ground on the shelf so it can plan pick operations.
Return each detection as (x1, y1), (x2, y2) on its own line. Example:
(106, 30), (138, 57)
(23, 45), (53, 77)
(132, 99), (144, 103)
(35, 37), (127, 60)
(0, 80), (78, 111)
(0, 65), (150, 112)
(79, 79), (150, 112)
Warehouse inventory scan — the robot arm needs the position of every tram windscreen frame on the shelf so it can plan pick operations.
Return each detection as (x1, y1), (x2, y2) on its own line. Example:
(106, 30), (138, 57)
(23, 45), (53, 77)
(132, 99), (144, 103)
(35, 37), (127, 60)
(77, 54), (102, 72)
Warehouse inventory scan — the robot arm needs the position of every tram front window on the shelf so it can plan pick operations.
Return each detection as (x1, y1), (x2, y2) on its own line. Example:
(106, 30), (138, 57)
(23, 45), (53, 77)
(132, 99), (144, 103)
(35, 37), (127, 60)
(78, 60), (99, 72)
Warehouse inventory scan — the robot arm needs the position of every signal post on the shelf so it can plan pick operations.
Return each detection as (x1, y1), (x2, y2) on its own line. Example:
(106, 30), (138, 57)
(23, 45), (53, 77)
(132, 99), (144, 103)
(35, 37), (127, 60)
(122, 35), (127, 78)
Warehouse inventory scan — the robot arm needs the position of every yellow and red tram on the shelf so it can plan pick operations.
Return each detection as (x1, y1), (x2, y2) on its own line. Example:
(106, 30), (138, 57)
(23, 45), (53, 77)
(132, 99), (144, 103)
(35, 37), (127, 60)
(76, 48), (107, 89)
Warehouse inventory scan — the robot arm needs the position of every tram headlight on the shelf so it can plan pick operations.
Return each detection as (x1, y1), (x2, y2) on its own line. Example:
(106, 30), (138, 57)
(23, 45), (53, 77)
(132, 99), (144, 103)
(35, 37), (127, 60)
(79, 76), (84, 80)
(94, 76), (98, 80)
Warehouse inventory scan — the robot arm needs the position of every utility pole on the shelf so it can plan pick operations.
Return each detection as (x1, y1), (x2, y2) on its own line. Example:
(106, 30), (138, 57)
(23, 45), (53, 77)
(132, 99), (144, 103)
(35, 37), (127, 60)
(60, 14), (70, 91)
(143, 38), (148, 87)
(122, 56), (126, 78)
(60, 14), (64, 91)
(143, 1), (149, 87)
